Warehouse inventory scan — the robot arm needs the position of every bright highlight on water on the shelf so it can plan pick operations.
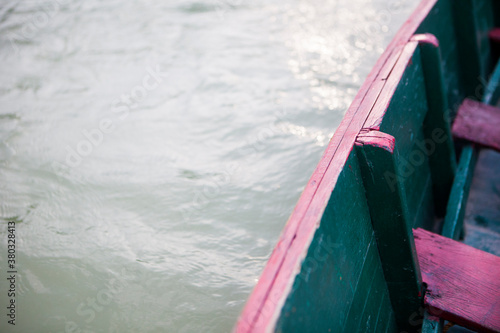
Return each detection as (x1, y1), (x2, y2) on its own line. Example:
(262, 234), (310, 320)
(0, 0), (416, 331)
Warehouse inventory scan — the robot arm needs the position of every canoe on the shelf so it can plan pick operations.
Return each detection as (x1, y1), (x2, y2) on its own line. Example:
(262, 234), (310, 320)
(235, 0), (500, 332)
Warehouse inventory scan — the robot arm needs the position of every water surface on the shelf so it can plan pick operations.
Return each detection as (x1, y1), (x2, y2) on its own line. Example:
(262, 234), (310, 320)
(0, 0), (417, 332)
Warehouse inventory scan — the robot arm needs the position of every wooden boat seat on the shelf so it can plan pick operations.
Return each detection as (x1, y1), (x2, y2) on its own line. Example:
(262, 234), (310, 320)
(413, 228), (500, 333)
(452, 98), (500, 152)
(417, 43), (500, 332)
(356, 31), (500, 332)
(237, 6), (500, 331)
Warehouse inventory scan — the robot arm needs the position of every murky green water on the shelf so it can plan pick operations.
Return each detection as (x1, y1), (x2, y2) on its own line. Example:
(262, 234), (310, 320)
(0, 0), (417, 332)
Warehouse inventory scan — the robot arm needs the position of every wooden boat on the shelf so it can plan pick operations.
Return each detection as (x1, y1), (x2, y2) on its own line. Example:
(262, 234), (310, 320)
(235, 0), (500, 332)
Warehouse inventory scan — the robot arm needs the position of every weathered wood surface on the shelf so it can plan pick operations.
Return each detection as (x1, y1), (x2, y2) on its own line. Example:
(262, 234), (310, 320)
(414, 228), (500, 333)
(421, 311), (443, 333)
(451, 98), (500, 152)
(414, 33), (453, 333)
(356, 131), (422, 332)
(235, 1), (500, 332)
(362, 40), (435, 231)
(235, 1), (441, 331)
(412, 34), (456, 217)
(483, 60), (500, 107)
(451, 0), (496, 97)
(441, 145), (477, 240)
(463, 148), (500, 257)
(274, 153), (396, 333)
(462, 58), (500, 257)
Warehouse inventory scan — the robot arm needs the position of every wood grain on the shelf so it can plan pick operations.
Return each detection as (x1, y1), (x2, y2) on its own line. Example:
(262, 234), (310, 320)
(414, 228), (500, 333)
(452, 98), (500, 152)
(356, 130), (423, 332)
(235, 1), (440, 331)
(441, 145), (477, 240)
(415, 34), (456, 217)
(235, 1), (500, 332)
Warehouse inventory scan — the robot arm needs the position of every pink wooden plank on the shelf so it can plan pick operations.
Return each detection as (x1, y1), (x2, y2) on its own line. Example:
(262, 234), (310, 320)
(413, 228), (500, 333)
(235, 1), (439, 331)
(451, 98), (500, 152)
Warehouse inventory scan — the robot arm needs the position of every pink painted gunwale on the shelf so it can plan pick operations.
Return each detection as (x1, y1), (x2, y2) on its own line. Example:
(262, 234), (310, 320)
(234, 1), (439, 332)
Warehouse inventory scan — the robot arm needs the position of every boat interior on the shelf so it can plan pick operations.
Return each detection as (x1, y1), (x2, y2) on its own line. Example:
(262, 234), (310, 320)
(236, 1), (500, 332)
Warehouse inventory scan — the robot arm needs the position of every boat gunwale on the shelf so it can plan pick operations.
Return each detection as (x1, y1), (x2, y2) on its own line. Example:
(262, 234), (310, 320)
(234, 0), (440, 332)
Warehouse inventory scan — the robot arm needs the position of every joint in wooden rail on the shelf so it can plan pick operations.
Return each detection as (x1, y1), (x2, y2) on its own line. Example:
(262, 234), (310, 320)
(355, 129), (395, 152)
(355, 130), (423, 332)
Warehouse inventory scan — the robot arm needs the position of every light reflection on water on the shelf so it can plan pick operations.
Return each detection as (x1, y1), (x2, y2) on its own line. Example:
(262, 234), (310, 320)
(0, 0), (417, 332)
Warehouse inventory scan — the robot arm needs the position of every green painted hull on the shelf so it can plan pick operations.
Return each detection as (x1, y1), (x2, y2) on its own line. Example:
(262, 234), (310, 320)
(236, 0), (500, 332)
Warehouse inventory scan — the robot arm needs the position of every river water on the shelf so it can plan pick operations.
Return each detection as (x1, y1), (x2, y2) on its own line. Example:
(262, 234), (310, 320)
(0, 0), (417, 332)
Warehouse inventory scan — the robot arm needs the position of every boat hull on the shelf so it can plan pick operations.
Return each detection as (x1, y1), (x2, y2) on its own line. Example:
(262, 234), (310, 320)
(235, 0), (500, 332)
